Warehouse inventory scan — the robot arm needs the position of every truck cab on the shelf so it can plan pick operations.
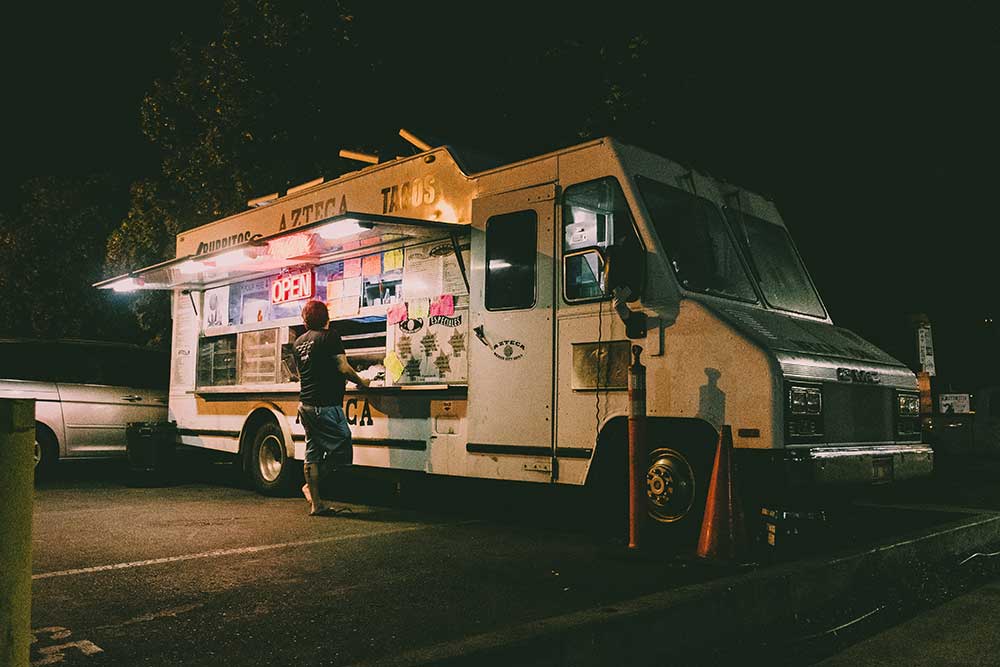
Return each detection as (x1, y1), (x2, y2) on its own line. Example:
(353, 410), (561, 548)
(542, 140), (931, 523)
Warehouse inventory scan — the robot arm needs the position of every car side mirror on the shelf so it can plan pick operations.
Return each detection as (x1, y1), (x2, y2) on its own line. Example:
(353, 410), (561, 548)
(603, 243), (644, 302)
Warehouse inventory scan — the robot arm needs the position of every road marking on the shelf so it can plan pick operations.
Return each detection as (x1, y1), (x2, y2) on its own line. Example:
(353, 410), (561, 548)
(93, 603), (205, 630)
(32, 627), (72, 643)
(32, 640), (104, 665)
(33, 521), (475, 580)
(31, 628), (104, 666)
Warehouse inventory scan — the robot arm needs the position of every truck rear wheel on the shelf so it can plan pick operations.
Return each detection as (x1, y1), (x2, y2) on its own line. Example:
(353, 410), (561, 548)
(248, 422), (299, 496)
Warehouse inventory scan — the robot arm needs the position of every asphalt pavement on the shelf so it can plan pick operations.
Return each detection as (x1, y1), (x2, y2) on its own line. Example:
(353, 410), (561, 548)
(817, 575), (1000, 666)
(30, 453), (730, 666)
(27, 450), (1000, 666)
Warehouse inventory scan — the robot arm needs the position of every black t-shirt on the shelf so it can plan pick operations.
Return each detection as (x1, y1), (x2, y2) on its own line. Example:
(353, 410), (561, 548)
(293, 328), (347, 406)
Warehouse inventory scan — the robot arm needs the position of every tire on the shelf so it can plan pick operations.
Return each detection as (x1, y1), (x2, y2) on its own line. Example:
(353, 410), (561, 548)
(587, 430), (713, 549)
(34, 424), (58, 479)
(644, 443), (712, 545)
(248, 422), (299, 496)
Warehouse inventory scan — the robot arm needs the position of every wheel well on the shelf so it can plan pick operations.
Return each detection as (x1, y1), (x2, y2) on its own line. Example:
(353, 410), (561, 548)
(240, 409), (281, 469)
(588, 416), (718, 485)
(35, 421), (58, 458)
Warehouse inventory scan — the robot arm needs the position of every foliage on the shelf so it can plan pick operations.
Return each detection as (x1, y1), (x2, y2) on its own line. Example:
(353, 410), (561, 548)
(106, 0), (364, 340)
(0, 175), (141, 341)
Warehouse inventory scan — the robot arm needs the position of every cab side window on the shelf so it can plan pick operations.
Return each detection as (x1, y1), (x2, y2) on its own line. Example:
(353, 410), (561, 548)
(562, 177), (642, 302)
(485, 210), (537, 311)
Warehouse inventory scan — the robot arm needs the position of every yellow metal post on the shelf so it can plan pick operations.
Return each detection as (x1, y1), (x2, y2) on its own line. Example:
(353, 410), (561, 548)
(0, 399), (34, 667)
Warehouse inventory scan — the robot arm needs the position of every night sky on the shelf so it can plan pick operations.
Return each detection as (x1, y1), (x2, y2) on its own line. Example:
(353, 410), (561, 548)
(4, 3), (997, 389)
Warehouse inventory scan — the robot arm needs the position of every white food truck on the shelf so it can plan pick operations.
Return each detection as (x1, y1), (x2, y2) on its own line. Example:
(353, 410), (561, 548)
(97, 135), (932, 539)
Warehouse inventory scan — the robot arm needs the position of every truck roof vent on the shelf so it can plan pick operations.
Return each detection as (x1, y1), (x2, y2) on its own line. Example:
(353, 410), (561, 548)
(247, 192), (279, 208)
(286, 177), (325, 196)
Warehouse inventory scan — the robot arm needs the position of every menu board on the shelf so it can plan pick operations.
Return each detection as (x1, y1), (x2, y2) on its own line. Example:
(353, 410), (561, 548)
(172, 291), (198, 388)
(203, 285), (230, 330)
(403, 240), (470, 308)
(386, 308), (468, 385)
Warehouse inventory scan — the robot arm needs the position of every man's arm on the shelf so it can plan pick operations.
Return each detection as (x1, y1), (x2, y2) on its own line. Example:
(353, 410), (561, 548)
(335, 354), (370, 388)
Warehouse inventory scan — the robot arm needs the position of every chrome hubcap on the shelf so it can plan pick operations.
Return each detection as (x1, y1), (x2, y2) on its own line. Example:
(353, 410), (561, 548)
(258, 434), (284, 483)
(34, 440), (42, 468)
(646, 448), (696, 523)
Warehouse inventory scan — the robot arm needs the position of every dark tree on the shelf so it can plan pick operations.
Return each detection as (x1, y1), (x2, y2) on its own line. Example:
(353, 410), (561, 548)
(0, 175), (140, 341)
(106, 0), (366, 339)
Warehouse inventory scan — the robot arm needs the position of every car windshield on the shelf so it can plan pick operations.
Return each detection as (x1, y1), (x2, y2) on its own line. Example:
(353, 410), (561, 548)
(724, 209), (826, 318)
(635, 176), (757, 302)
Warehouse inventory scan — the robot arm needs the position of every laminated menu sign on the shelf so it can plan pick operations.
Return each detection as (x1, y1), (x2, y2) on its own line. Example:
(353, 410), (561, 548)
(362, 253), (382, 277)
(383, 249), (403, 271)
(241, 296), (269, 324)
(172, 293), (197, 388)
(402, 243), (441, 299)
(344, 257), (362, 278)
(441, 246), (471, 297)
(386, 308), (468, 385)
(203, 285), (230, 329)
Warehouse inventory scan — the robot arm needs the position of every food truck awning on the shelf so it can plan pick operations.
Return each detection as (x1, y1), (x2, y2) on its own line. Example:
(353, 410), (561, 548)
(95, 213), (469, 292)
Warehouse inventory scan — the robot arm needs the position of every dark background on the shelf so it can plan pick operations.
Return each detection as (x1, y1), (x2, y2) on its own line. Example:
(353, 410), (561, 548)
(1, 2), (996, 390)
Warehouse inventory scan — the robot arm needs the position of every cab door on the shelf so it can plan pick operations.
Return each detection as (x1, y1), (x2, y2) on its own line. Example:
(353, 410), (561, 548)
(467, 184), (556, 480)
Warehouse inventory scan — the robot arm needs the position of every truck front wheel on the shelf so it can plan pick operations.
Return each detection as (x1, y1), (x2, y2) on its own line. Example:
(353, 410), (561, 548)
(646, 447), (699, 524)
(589, 434), (713, 547)
(249, 422), (300, 496)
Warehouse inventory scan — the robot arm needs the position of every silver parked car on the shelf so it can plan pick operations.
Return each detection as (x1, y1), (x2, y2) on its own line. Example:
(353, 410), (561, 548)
(0, 339), (169, 472)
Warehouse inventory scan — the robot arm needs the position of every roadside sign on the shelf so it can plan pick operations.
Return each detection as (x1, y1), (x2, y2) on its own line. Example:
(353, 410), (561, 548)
(939, 393), (971, 414)
(917, 323), (936, 376)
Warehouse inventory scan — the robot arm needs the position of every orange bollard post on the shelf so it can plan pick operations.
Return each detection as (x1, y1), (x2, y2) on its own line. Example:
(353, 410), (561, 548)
(696, 425), (746, 561)
(627, 345), (646, 550)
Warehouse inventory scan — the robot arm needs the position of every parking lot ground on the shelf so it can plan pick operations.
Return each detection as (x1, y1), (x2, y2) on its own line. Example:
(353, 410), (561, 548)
(27, 449), (1000, 666)
(814, 575), (1000, 666)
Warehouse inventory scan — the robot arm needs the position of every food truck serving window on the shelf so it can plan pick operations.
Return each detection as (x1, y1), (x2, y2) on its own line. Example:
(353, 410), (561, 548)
(200, 249), (405, 332)
(486, 210), (537, 310)
(198, 335), (237, 386)
(561, 177), (641, 303)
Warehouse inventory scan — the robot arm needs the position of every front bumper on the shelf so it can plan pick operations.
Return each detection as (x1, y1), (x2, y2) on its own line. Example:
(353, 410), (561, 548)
(788, 444), (934, 485)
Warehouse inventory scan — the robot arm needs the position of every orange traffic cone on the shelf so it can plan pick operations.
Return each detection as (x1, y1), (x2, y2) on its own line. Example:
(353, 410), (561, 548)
(696, 425), (746, 561)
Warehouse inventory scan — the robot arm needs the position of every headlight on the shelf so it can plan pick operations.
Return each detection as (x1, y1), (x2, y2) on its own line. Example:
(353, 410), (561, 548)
(789, 385), (822, 415)
(897, 393), (920, 417)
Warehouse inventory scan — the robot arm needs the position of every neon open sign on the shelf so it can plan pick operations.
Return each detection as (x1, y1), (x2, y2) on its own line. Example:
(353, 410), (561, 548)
(271, 270), (314, 304)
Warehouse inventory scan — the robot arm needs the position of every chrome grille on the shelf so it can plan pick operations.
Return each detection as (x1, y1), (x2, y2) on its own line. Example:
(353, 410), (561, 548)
(821, 383), (895, 444)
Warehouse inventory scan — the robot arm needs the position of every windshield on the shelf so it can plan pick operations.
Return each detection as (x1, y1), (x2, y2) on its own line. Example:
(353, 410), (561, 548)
(635, 176), (757, 302)
(724, 209), (826, 318)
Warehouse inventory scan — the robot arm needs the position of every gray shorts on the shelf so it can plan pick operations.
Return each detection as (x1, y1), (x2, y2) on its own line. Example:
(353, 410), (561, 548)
(298, 404), (353, 466)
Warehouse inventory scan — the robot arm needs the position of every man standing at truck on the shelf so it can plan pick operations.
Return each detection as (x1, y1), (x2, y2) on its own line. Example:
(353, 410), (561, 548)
(294, 300), (370, 516)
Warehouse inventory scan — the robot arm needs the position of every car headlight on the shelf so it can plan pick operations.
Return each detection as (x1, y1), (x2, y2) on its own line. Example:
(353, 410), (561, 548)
(897, 393), (920, 417)
(789, 385), (822, 415)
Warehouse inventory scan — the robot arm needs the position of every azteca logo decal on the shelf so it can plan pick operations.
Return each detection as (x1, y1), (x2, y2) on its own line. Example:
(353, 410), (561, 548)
(492, 340), (525, 361)
(398, 318), (424, 333)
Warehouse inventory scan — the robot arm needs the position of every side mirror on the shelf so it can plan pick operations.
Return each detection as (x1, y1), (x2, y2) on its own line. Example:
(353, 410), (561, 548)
(603, 243), (644, 302)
